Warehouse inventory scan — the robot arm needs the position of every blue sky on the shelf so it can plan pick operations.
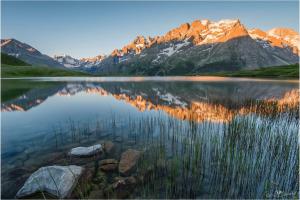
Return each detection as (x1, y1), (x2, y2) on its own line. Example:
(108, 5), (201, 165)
(1, 1), (299, 58)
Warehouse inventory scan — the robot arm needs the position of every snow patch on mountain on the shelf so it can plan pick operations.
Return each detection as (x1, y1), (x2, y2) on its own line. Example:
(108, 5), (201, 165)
(53, 54), (81, 68)
(268, 28), (300, 49)
(153, 40), (190, 63)
(53, 54), (107, 68)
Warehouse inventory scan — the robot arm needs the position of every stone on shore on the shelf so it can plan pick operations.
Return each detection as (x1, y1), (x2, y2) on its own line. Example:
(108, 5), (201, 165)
(16, 165), (83, 199)
(69, 144), (102, 157)
(119, 149), (141, 176)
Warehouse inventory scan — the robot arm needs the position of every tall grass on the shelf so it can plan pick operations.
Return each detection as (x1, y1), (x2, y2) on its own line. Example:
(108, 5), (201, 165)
(130, 107), (299, 198)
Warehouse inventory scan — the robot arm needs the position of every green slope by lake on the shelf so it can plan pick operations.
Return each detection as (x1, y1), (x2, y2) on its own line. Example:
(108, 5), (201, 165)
(1, 53), (91, 77)
(1, 53), (30, 66)
(203, 64), (299, 78)
(2, 63), (299, 78)
(1, 64), (91, 78)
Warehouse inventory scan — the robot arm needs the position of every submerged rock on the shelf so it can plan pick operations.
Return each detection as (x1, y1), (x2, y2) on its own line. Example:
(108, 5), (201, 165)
(92, 171), (107, 185)
(112, 176), (137, 198)
(119, 149), (141, 176)
(114, 137), (123, 143)
(16, 165), (83, 199)
(69, 144), (102, 157)
(89, 189), (104, 199)
(100, 159), (118, 172)
(103, 141), (114, 154)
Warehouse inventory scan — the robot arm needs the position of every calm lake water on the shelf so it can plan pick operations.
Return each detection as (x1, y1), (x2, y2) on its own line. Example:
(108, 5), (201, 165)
(1, 77), (299, 199)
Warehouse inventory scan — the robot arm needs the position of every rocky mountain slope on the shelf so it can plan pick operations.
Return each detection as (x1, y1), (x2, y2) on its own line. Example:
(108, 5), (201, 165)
(89, 19), (299, 75)
(53, 54), (82, 68)
(1, 19), (299, 75)
(1, 39), (64, 68)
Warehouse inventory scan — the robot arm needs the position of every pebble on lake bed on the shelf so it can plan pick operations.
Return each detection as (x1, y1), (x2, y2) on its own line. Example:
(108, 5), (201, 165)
(69, 144), (102, 157)
(15, 165), (83, 199)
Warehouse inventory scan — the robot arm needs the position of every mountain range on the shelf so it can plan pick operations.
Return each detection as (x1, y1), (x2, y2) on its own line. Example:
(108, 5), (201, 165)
(1, 19), (299, 75)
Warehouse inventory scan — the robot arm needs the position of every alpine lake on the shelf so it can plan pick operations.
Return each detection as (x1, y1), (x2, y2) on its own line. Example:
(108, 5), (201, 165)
(1, 76), (299, 199)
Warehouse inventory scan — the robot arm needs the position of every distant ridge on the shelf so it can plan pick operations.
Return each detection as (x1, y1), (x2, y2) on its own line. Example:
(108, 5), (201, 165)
(1, 39), (64, 68)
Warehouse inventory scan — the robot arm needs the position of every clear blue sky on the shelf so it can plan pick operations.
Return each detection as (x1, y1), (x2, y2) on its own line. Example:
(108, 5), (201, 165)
(1, 1), (299, 58)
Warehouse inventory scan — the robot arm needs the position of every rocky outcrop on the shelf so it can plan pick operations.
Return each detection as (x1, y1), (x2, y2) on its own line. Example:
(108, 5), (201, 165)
(118, 149), (141, 176)
(268, 28), (300, 50)
(16, 165), (83, 198)
(80, 55), (106, 63)
(111, 36), (153, 56)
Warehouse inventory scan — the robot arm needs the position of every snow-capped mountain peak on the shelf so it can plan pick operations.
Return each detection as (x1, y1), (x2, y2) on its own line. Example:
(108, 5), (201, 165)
(268, 28), (300, 50)
(53, 54), (107, 68)
(80, 55), (106, 68)
(249, 27), (299, 54)
(53, 54), (81, 68)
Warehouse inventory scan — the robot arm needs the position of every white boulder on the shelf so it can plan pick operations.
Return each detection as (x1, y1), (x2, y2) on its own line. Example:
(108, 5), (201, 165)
(69, 144), (102, 157)
(16, 165), (83, 198)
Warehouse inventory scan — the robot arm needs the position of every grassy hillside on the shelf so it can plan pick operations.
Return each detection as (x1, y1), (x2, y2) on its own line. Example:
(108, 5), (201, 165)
(201, 64), (299, 78)
(1, 64), (91, 77)
(1, 53), (30, 66)
(1, 52), (91, 77)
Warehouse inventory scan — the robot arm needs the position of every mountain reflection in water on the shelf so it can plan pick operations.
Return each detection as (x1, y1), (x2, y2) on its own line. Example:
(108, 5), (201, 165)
(1, 77), (299, 199)
(2, 79), (299, 123)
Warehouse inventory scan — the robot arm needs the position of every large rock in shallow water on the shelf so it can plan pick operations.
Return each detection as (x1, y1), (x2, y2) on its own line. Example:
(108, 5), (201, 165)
(119, 149), (141, 176)
(69, 144), (102, 157)
(16, 165), (83, 198)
